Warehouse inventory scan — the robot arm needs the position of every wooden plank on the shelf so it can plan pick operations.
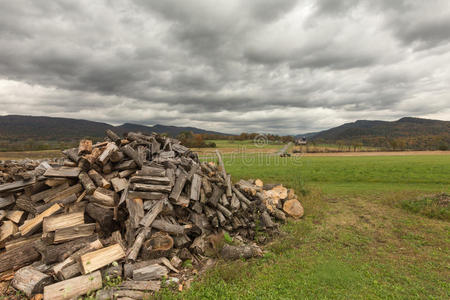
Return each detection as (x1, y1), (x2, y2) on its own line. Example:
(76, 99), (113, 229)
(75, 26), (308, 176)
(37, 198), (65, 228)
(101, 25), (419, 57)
(43, 271), (102, 300)
(0, 179), (36, 193)
(19, 204), (62, 236)
(30, 182), (69, 202)
(43, 212), (85, 233)
(53, 223), (96, 243)
(44, 167), (81, 178)
(79, 243), (125, 274)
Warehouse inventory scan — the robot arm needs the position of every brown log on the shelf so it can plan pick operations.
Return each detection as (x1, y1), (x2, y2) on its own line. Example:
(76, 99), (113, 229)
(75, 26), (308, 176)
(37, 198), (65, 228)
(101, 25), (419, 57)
(230, 193), (240, 211)
(43, 211), (84, 233)
(98, 142), (119, 165)
(0, 243), (40, 273)
(0, 209), (6, 221)
(190, 173), (201, 201)
(140, 200), (164, 227)
(44, 167), (81, 178)
(86, 203), (114, 229)
(111, 177), (128, 192)
(4, 234), (40, 251)
(119, 169), (136, 178)
(232, 186), (252, 206)
(78, 172), (96, 195)
(110, 150), (124, 163)
(83, 147), (102, 166)
(30, 182), (69, 202)
(146, 231), (173, 251)
(78, 139), (92, 156)
(102, 161), (113, 174)
(114, 160), (136, 171)
(208, 184), (222, 208)
(43, 271), (102, 300)
(58, 262), (80, 280)
(130, 176), (170, 185)
(127, 227), (150, 262)
(88, 169), (110, 188)
(79, 243), (125, 274)
(169, 170), (187, 202)
(136, 166), (166, 177)
(220, 244), (263, 260)
(128, 191), (166, 201)
(62, 148), (80, 163)
(53, 223), (96, 243)
(45, 178), (69, 187)
(217, 203), (232, 218)
(12, 266), (53, 297)
(283, 199), (304, 218)
(133, 264), (168, 281)
(92, 187), (116, 207)
(126, 197), (144, 228)
(19, 204), (62, 236)
(202, 176), (212, 197)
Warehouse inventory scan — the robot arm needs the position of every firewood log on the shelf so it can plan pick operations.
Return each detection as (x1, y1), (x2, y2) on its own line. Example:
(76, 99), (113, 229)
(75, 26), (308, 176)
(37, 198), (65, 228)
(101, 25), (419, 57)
(88, 169), (110, 189)
(126, 197), (144, 228)
(127, 227), (150, 262)
(43, 271), (102, 300)
(98, 142), (119, 165)
(133, 264), (168, 281)
(53, 223), (96, 243)
(43, 211), (84, 233)
(78, 139), (92, 156)
(12, 266), (53, 297)
(30, 182), (69, 202)
(44, 167), (81, 178)
(79, 243), (125, 274)
(92, 187), (117, 207)
(19, 204), (62, 236)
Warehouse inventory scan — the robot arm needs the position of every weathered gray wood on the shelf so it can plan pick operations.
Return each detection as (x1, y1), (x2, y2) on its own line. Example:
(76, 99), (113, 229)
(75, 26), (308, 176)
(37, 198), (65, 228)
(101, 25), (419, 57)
(122, 144), (143, 168)
(128, 191), (166, 201)
(106, 129), (122, 144)
(226, 174), (233, 198)
(169, 170), (187, 202)
(130, 176), (170, 185)
(127, 227), (150, 262)
(111, 177), (128, 192)
(58, 262), (81, 280)
(35, 193), (77, 214)
(151, 219), (184, 235)
(232, 186), (252, 206)
(44, 183), (83, 203)
(202, 176), (212, 197)
(0, 243), (40, 272)
(126, 197), (144, 228)
(98, 142), (119, 165)
(43, 271), (102, 300)
(119, 280), (160, 291)
(12, 266), (53, 297)
(86, 203), (114, 229)
(44, 167), (81, 178)
(140, 200), (164, 227)
(136, 166), (166, 177)
(0, 194), (15, 209)
(220, 244), (263, 260)
(92, 187), (116, 207)
(88, 169), (110, 188)
(131, 183), (172, 193)
(208, 184), (222, 208)
(217, 203), (232, 218)
(62, 148), (80, 163)
(190, 174), (201, 201)
(114, 160), (137, 171)
(133, 264), (168, 281)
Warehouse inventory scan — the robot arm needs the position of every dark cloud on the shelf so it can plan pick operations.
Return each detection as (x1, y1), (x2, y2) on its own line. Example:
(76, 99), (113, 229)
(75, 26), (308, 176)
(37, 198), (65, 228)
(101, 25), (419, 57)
(0, 0), (448, 134)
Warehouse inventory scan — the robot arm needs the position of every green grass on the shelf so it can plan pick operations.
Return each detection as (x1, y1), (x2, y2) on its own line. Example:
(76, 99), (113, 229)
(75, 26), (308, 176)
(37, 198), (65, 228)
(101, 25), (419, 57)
(400, 193), (449, 221)
(159, 154), (450, 299)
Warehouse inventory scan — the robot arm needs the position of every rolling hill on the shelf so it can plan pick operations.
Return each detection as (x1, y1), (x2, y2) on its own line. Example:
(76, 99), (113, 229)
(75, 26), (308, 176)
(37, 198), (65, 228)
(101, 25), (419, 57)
(309, 117), (450, 150)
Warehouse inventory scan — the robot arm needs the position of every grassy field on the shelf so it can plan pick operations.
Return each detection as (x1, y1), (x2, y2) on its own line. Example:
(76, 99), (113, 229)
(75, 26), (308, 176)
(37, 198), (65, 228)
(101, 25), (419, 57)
(160, 154), (450, 299)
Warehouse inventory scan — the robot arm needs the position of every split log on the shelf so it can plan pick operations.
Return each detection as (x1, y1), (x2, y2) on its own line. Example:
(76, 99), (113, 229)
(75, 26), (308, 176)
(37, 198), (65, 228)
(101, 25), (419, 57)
(79, 243), (125, 274)
(57, 262), (80, 280)
(106, 129), (122, 144)
(35, 193), (77, 214)
(6, 210), (25, 224)
(133, 264), (168, 281)
(123, 258), (166, 278)
(232, 186), (252, 206)
(190, 174), (201, 201)
(122, 144), (143, 168)
(128, 191), (166, 201)
(34, 235), (98, 264)
(45, 178), (69, 187)
(44, 183), (83, 203)
(283, 199), (304, 218)
(30, 182), (69, 202)
(88, 169), (110, 188)
(12, 266), (53, 297)
(0, 220), (18, 243)
(78, 139), (92, 156)
(98, 142), (119, 165)
(62, 148), (80, 163)
(119, 280), (160, 292)
(131, 183), (172, 193)
(43, 211), (84, 233)
(136, 166), (166, 177)
(140, 200), (164, 227)
(202, 177), (212, 197)
(130, 176), (170, 185)
(0, 209), (6, 221)
(260, 211), (275, 228)
(126, 198), (144, 228)
(4, 234), (40, 251)
(172, 194), (190, 207)
(208, 184), (222, 208)
(169, 170), (187, 202)
(111, 177), (128, 192)
(0, 179), (36, 194)
(230, 193), (240, 211)
(220, 244), (263, 260)
(110, 150), (125, 163)
(19, 204), (62, 236)
(147, 232), (173, 251)
(78, 172), (96, 195)
(53, 223), (96, 243)
(217, 203), (232, 218)
(44, 167), (81, 178)
(127, 227), (150, 262)
(92, 187), (116, 207)
(151, 219), (184, 235)
(43, 271), (102, 300)
(119, 169), (136, 178)
(114, 160), (137, 171)
(86, 203), (115, 229)
(0, 244), (40, 272)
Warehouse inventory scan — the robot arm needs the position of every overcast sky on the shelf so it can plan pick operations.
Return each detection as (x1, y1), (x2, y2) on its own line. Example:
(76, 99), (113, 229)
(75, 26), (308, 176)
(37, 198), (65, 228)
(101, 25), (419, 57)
(0, 0), (449, 134)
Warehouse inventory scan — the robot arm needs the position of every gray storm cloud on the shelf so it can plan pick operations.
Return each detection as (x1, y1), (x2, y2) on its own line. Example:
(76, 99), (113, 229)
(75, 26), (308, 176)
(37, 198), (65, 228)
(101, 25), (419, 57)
(0, 0), (449, 134)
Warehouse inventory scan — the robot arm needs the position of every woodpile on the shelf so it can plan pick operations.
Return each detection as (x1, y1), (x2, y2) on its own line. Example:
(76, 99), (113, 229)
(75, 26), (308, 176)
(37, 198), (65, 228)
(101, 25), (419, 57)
(0, 130), (303, 299)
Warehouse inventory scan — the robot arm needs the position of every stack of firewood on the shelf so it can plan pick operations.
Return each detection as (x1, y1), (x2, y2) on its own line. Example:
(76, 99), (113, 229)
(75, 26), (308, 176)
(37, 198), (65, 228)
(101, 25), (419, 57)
(0, 130), (303, 299)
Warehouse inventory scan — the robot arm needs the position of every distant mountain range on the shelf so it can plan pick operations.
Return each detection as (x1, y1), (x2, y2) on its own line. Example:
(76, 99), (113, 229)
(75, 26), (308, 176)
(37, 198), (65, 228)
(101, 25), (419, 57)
(304, 117), (450, 150)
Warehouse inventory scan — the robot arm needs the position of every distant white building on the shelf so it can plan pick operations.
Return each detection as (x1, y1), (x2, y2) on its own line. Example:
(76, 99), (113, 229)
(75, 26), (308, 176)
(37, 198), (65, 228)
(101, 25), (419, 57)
(296, 137), (307, 145)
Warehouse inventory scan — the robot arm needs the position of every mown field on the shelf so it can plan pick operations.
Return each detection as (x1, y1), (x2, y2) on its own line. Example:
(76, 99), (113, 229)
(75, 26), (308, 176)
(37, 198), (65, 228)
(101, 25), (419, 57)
(160, 154), (450, 299)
